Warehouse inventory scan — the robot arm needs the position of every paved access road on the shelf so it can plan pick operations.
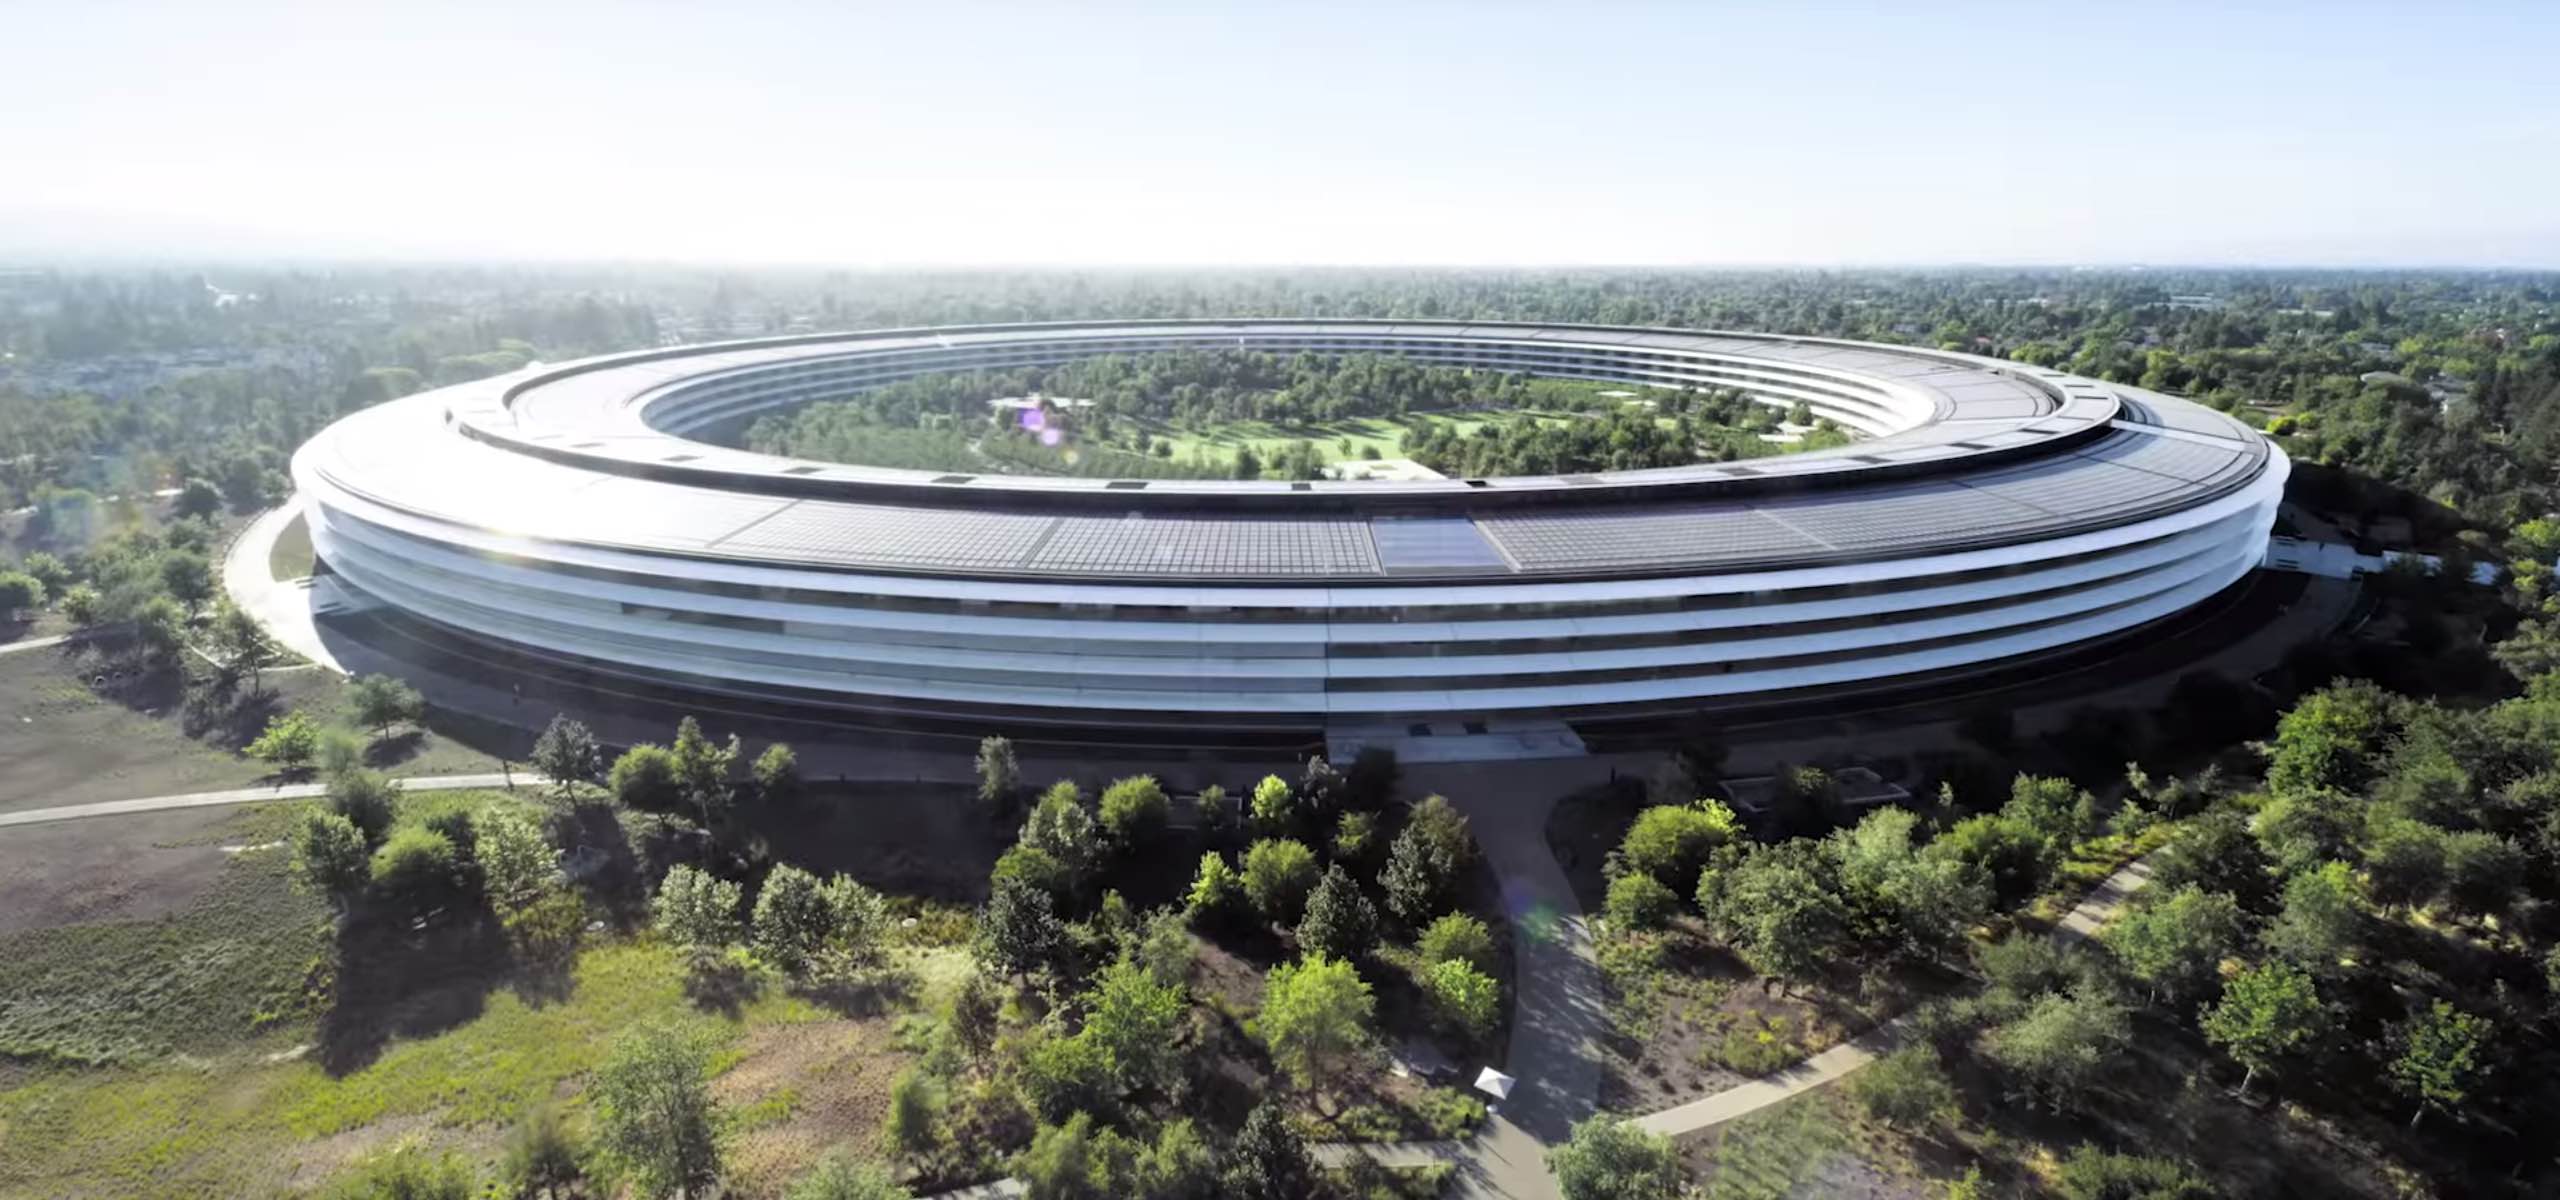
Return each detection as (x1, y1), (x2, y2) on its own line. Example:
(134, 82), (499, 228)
(0, 772), (520, 829)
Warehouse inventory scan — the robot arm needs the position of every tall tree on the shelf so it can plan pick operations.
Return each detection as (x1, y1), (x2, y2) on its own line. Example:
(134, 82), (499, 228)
(2202, 962), (2325, 1096)
(591, 1022), (726, 1199)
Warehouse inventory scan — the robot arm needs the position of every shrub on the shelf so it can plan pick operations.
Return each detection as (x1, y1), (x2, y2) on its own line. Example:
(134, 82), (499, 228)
(1251, 774), (1298, 836)
(1616, 801), (1739, 894)
(1185, 852), (1245, 927)
(501, 1103), (586, 1200)
(1423, 959), (1500, 1040)
(754, 865), (841, 977)
(292, 810), (370, 908)
(369, 828), (459, 915)
(654, 864), (744, 951)
(1382, 795), (1475, 924)
(1417, 912), (1496, 972)
(2054, 1146), (2211, 1200)
(321, 1145), (473, 1200)
(1020, 1030), (1116, 1122)
(1254, 953), (1374, 1089)
(1851, 1046), (1955, 1128)
(610, 743), (683, 812)
(1098, 775), (1170, 848)
(788, 1154), (910, 1200)
(993, 844), (1070, 900)
(1333, 810), (1379, 864)
(326, 768), (400, 845)
(880, 1068), (945, 1159)
(1605, 873), (1679, 930)
(1242, 839), (1319, 924)
(1297, 865), (1377, 960)
(248, 710), (322, 772)
(1547, 1115), (1680, 1200)
(349, 673), (424, 740)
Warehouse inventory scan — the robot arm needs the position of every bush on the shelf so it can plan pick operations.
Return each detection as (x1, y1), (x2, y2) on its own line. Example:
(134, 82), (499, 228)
(2054, 1145), (2211, 1200)
(993, 844), (1070, 900)
(788, 1153), (911, 1200)
(369, 828), (459, 915)
(326, 768), (400, 845)
(1417, 913), (1495, 973)
(1605, 873), (1679, 930)
(655, 864), (744, 951)
(611, 743), (684, 812)
(1242, 839), (1319, 924)
(1251, 774), (1298, 836)
(321, 1144), (474, 1200)
(1423, 959), (1501, 1040)
(248, 710), (322, 772)
(1851, 1046), (1955, 1128)
(292, 810), (370, 908)
(1297, 864), (1378, 960)
(1098, 775), (1170, 848)
(1616, 801), (1739, 894)
(1547, 1115), (1680, 1200)
(880, 1067), (945, 1159)
(754, 865), (841, 977)
(501, 1103), (586, 1200)
(1185, 852), (1245, 926)
(1020, 1030), (1116, 1123)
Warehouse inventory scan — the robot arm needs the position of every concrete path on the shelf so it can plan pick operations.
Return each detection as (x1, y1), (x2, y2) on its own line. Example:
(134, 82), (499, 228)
(0, 632), (72, 657)
(0, 772), (521, 829)
(1631, 849), (2164, 1138)
(222, 501), (348, 672)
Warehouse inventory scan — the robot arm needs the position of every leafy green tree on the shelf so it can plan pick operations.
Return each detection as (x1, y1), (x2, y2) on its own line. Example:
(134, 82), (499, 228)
(2202, 961), (2325, 1096)
(1184, 851), (1245, 927)
(1022, 781), (1101, 883)
(1423, 958), (1500, 1040)
(1020, 1030), (1116, 1123)
(131, 595), (186, 667)
(349, 674), (424, 742)
(292, 810), (370, 909)
(2267, 680), (2393, 797)
(753, 742), (801, 809)
(1098, 774), (1170, 849)
(1702, 842), (1849, 989)
(1418, 913), (1496, 972)
(174, 477), (223, 520)
(1137, 1118), (1217, 1200)
(1219, 1101), (1313, 1200)
(786, 1154), (909, 1200)
(753, 865), (841, 978)
(248, 709), (322, 773)
(2440, 829), (2526, 918)
(1547, 1115), (1681, 1200)
(591, 1021), (725, 1199)
(1617, 800), (1740, 894)
(531, 715), (600, 802)
(370, 828), (460, 918)
(2149, 810), (2277, 912)
(1249, 774), (1297, 836)
(501, 1102), (587, 1200)
(669, 716), (738, 826)
(1332, 810), (1378, 865)
(1133, 907), (1194, 990)
(1851, 1046), (1956, 1129)
(2103, 885), (2246, 1006)
(654, 865), (743, 952)
(2255, 789), (2360, 876)
(1988, 988), (2130, 1111)
(2053, 1146), (2211, 1200)
(327, 767), (399, 844)
(2363, 820), (2449, 910)
(1606, 872), (1680, 930)
(1928, 812), (2052, 909)
(1382, 794), (1474, 924)
(947, 969), (1001, 1060)
(975, 735), (1020, 815)
(1254, 953), (1374, 1090)
(880, 1068), (944, 1161)
(1296, 864), (1377, 961)
(611, 743), (684, 812)
(2390, 1000), (2488, 1129)
(1084, 957), (1186, 1094)
(476, 808), (559, 914)
(207, 602), (276, 692)
(58, 583), (102, 627)
(981, 874), (1065, 979)
(2263, 861), (2363, 976)
(1830, 806), (1991, 964)
(1242, 838), (1319, 925)
(158, 548), (213, 614)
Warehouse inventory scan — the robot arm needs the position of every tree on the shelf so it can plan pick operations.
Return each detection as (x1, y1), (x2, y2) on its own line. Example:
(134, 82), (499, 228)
(1702, 842), (1849, 989)
(2363, 820), (2449, 910)
(753, 742), (801, 809)
(1184, 851), (1244, 927)
(669, 716), (738, 827)
(947, 970), (1001, 1060)
(2267, 680), (2392, 797)
(1382, 794), (1474, 924)
(2440, 829), (2525, 918)
(1851, 1046), (1956, 1129)
(1022, 781), (1101, 883)
(1084, 957), (1185, 1094)
(2202, 962), (2325, 1096)
(322, 1146), (474, 1200)
(1249, 774), (1297, 836)
(2255, 789), (2359, 876)
(880, 1068), (944, 1161)
(206, 602), (276, 692)
(2102, 885), (2246, 1007)
(370, 828), (460, 918)
(975, 735), (1020, 815)
(1254, 953), (1374, 1090)
(611, 743), (684, 812)
(476, 809), (559, 914)
(349, 674), (424, 742)
(786, 1154), (910, 1200)
(2149, 810), (2277, 913)
(59, 583), (102, 628)
(1928, 812), (2052, 910)
(1219, 1101), (1313, 1200)
(2262, 861), (2362, 976)
(1423, 959), (1501, 1040)
(159, 548), (214, 614)
(2390, 1000), (2488, 1129)
(327, 768), (399, 844)
(1296, 865), (1377, 961)
(591, 1021), (725, 1199)
(1098, 774), (1170, 849)
(654, 865), (743, 952)
(1606, 872), (1680, 930)
(531, 715), (601, 802)
(754, 865), (843, 978)
(248, 710), (322, 773)
(1020, 1030), (1117, 1124)
(1242, 839), (1319, 925)
(1547, 1115), (1681, 1200)
(292, 810), (371, 909)
(1417, 913), (1496, 973)
(2054, 1147), (2211, 1200)
(501, 1102), (587, 1200)
(982, 874), (1065, 978)
(1829, 807), (1990, 965)
(1987, 988), (2129, 1111)
(1133, 907), (1194, 989)
(1332, 810), (1378, 865)
(1617, 800), (1741, 894)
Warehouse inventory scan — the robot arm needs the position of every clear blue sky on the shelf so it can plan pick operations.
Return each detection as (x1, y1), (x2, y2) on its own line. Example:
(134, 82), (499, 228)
(5, 0), (2556, 267)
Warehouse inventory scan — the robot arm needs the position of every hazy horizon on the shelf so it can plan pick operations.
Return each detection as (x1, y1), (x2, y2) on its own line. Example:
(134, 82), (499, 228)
(8, 0), (2558, 269)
